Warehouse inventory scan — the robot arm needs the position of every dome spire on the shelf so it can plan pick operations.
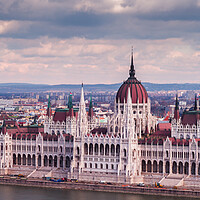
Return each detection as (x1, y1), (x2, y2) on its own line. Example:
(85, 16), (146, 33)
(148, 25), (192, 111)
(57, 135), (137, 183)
(129, 47), (135, 78)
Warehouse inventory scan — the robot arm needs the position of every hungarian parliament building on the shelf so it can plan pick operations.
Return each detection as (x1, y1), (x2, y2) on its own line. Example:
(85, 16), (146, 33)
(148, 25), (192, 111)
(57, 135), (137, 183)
(0, 54), (200, 188)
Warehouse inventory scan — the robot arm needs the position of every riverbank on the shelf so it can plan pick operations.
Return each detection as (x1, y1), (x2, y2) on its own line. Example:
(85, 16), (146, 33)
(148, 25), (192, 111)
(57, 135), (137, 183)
(0, 177), (199, 198)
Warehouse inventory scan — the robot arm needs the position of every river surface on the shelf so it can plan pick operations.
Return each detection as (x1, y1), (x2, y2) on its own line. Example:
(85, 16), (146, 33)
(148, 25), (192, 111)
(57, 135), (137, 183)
(0, 185), (197, 200)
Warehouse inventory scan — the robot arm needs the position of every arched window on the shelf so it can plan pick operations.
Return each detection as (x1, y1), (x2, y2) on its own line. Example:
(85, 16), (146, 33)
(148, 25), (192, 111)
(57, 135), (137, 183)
(66, 156), (70, 168)
(184, 162), (189, 175)
(166, 161), (170, 173)
(54, 156), (57, 167)
(147, 160), (152, 172)
(49, 155), (53, 167)
(116, 144), (120, 156)
(95, 144), (98, 155)
(123, 149), (126, 157)
(27, 154), (31, 166)
(84, 143), (88, 155)
(178, 162), (183, 174)
(77, 147), (80, 155)
(89, 143), (93, 155)
(44, 155), (48, 167)
(172, 161), (177, 174)
(38, 155), (41, 167)
(142, 160), (146, 172)
(100, 144), (104, 155)
(111, 144), (115, 156)
(13, 154), (16, 165)
(60, 156), (63, 168)
(153, 161), (157, 173)
(191, 162), (196, 175)
(159, 161), (163, 173)
(105, 144), (109, 156)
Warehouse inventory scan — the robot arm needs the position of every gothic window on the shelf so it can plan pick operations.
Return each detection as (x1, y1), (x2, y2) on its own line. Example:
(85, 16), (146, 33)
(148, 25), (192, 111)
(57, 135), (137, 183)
(116, 144), (120, 156)
(77, 147), (80, 155)
(89, 143), (93, 155)
(84, 143), (88, 155)
(115, 126), (118, 133)
(94, 144), (98, 155)
(192, 152), (195, 159)
(105, 144), (109, 156)
(100, 144), (104, 155)
(123, 149), (126, 157)
(111, 144), (115, 156)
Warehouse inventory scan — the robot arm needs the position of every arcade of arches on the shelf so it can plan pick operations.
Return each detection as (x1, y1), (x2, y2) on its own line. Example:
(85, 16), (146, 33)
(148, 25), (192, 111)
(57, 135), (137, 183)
(12, 154), (71, 168)
(142, 160), (200, 175)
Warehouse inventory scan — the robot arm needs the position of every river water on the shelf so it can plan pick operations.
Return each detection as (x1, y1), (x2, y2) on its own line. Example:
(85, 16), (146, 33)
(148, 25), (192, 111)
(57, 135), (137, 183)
(0, 185), (196, 200)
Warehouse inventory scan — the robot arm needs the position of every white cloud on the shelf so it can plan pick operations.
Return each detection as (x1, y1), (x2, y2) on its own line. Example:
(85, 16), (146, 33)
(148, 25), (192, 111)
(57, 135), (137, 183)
(0, 37), (200, 84)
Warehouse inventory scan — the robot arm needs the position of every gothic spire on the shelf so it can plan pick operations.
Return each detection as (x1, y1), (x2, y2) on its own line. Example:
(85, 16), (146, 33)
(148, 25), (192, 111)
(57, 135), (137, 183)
(80, 83), (85, 106)
(129, 47), (135, 78)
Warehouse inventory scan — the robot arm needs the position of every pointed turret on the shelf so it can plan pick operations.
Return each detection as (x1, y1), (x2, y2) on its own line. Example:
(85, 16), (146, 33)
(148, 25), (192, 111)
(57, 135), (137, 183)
(129, 47), (135, 78)
(68, 93), (74, 117)
(47, 96), (52, 117)
(77, 83), (88, 137)
(88, 94), (94, 118)
(80, 83), (85, 106)
(174, 94), (179, 121)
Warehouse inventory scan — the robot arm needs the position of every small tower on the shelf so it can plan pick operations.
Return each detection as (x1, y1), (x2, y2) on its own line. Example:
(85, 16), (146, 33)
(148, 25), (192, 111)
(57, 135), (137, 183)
(47, 96), (52, 118)
(88, 95), (94, 118)
(77, 84), (88, 137)
(194, 94), (199, 111)
(174, 94), (179, 121)
(68, 92), (74, 117)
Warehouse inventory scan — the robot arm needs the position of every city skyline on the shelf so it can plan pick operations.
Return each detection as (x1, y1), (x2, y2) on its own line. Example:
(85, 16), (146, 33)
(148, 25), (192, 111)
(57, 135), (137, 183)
(0, 0), (200, 84)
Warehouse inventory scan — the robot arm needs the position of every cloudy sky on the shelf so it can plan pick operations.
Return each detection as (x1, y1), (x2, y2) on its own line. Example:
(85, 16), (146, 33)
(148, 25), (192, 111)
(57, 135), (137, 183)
(1, 0), (200, 84)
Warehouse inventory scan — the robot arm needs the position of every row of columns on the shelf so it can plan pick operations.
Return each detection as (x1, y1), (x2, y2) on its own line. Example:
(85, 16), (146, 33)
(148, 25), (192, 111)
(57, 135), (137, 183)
(13, 154), (71, 168)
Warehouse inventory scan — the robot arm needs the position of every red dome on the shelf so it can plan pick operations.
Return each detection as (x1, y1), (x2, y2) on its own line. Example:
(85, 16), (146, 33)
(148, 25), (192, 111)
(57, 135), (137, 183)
(116, 54), (148, 104)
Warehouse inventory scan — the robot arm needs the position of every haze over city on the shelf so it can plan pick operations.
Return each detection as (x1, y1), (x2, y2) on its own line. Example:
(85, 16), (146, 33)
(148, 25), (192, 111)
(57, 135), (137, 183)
(0, 0), (200, 84)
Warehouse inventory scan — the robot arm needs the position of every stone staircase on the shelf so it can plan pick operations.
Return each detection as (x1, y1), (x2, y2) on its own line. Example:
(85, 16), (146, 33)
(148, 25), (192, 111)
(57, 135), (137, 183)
(51, 168), (68, 178)
(29, 167), (52, 178)
(8, 166), (35, 176)
(159, 174), (185, 187)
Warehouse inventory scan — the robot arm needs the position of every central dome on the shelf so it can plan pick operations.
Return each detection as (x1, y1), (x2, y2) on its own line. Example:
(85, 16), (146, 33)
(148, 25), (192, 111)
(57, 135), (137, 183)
(116, 53), (148, 104)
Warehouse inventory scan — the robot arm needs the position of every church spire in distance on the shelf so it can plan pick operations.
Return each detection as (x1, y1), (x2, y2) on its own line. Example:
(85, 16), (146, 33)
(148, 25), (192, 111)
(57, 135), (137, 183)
(129, 47), (135, 78)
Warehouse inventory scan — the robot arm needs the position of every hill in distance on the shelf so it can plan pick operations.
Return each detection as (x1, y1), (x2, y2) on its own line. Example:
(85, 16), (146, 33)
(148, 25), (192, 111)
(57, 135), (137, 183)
(0, 82), (200, 93)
